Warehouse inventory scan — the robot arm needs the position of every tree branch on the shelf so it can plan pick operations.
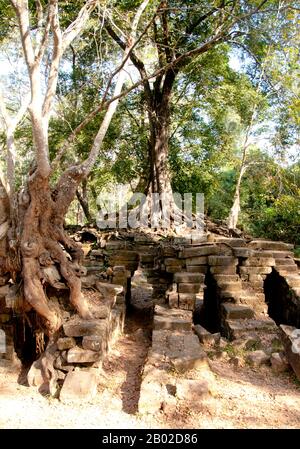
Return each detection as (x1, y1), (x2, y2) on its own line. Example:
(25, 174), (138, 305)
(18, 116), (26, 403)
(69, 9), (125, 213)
(10, 0), (35, 68)
(52, 2), (155, 169)
(82, 0), (151, 176)
(42, 0), (62, 119)
(62, 0), (97, 52)
(0, 89), (30, 197)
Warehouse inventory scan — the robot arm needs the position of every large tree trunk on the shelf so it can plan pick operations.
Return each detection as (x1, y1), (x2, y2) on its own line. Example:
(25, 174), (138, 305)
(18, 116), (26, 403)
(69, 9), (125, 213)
(144, 71), (177, 219)
(148, 103), (173, 198)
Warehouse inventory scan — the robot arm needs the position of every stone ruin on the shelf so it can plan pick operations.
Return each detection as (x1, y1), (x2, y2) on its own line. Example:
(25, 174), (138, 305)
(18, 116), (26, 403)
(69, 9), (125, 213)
(1, 229), (300, 408)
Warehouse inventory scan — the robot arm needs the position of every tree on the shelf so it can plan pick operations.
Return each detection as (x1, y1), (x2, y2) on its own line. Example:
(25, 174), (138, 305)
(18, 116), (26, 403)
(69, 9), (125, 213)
(226, 0), (299, 230)
(105, 0), (281, 223)
(0, 0), (150, 335)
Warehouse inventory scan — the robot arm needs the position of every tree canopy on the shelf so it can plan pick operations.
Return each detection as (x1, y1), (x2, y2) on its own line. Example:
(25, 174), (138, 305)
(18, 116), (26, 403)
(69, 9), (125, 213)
(0, 0), (299, 248)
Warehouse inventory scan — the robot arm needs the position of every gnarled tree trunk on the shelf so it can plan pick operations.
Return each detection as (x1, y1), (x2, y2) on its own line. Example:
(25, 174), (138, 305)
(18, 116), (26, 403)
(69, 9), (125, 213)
(147, 77), (174, 199)
(0, 0), (151, 337)
(2, 166), (92, 335)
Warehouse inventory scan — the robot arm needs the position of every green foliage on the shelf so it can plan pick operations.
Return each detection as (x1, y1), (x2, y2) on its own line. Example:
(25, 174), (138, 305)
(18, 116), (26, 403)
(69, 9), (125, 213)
(0, 0), (299, 242)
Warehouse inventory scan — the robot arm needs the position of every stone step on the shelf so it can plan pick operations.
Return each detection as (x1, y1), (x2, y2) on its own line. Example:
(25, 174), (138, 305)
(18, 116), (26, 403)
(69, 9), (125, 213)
(284, 275), (300, 288)
(219, 290), (242, 300)
(248, 274), (265, 282)
(185, 256), (208, 266)
(60, 371), (98, 403)
(213, 274), (241, 282)
(180, 244), (220, 258)
(248, 240), (294, 251)
(238, 293), (264, 304)
(239, 266), (272, 275)
(242, 291), (265, 301)
(233, 247), (253, 258)
(242, 257), (275, 267)
(190, 233), (209, 244)
(83, 259), (104, 267)
(193, 324), (217, 345)
(217, 281), (242, 291)
(155, 305), (193, 317)
(221, 303), (254, 320)
(275, 266), (298, 274)
(242, 279), (264, 290)
(174, 272), (205, 283)
(224, 317), (277, 339)
(152, 330), (208, 373)
(214, 238), (247, 247)
(186, 265), (208, 274)
(208, 256), (238, 266)
(153, 306), (192, 331)
(255, 250), (295, 259)
(166, 266), (183, 274)
(178, 283), (203, 294)
(274, 258), (297, 266)
(210, 265), (237, 274)
(164, 258), (183, 267)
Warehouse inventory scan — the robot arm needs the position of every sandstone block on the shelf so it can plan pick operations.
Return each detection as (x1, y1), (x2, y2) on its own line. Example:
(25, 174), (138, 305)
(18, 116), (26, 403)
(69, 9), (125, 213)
(186, 265), (208, 273)
(181, 245), (219, 258)
(60, 371), (98, 403)
(221, 303), (254, 320)
(270, 352), (289, 373)
(57, 337), (76, 351)
(63, 318), (108, 338)
(67, 346), (101, 363)
(242, 257), (275, 267)
(193, 324), (215, 346)
(174, 272), (205, 283)
(178, 293), (195, 311)
(178, 283), (201, 294)
(248, 240), (294, 251)
(239, 266), (272, 275)
(233, 247), (253, 258)
(210, 265), (237, 274)
(185, 256), (208, 266)
(153, 315), (191, 332)
(280, 325), (300, 381)
(246, 350), (270, 367)
(82, 336), (104, 352)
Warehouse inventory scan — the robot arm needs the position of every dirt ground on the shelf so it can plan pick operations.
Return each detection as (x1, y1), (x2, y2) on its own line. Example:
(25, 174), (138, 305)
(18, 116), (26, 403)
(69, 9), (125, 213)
(1, 312), (300, 429)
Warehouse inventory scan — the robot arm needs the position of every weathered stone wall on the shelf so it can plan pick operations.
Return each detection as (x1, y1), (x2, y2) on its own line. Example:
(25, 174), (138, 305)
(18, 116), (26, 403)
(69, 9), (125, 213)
(1, 230), (300, 395)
